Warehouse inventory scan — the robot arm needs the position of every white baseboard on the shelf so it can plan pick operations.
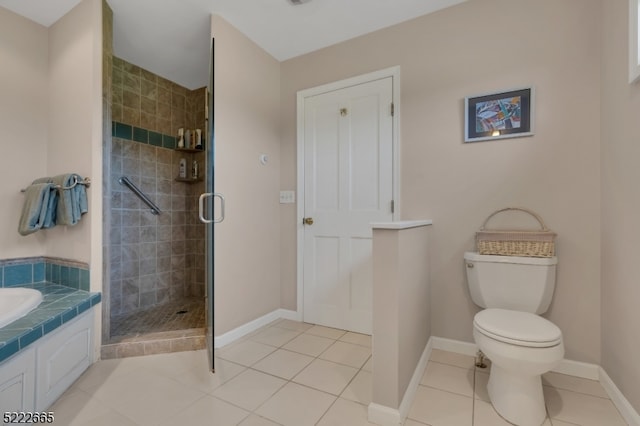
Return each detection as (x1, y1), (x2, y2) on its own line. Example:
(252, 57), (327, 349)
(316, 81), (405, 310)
(398, 338), (433, 418)
(554, 358), (599, 380)
(430, 336), (599, 380)
(430, 336), (639, 424)
(368, 338), (433, 426)
(367, 403), (402, 426)
(599, 367), (640, 426)
(214, 309), (298, 348)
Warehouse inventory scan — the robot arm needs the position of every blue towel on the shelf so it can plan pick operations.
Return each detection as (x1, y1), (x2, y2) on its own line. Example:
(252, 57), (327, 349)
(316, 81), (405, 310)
(51, 174), (88, 226)
(18, 183), (55, 235)
(31, 177), (58, 228)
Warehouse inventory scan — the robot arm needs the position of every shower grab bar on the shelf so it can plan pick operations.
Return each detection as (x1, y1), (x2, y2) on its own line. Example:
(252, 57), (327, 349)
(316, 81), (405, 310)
(118, 176), (161, 215)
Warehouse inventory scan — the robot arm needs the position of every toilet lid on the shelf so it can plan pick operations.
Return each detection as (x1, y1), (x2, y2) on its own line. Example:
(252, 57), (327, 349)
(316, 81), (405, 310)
(474, 309), (562, 348)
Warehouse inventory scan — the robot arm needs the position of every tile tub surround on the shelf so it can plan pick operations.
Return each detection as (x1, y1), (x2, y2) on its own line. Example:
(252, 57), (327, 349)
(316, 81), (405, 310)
(0, 257), (90, 291)
(0, 282), (101, 363)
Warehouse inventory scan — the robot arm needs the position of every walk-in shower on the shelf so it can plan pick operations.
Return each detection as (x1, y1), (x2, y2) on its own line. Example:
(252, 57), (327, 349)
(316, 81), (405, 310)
(101, 51), (208, 357)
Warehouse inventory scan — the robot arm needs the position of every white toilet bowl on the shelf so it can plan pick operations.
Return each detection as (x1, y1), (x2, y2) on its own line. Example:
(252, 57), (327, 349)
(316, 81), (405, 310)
(473, 308), (564, 426)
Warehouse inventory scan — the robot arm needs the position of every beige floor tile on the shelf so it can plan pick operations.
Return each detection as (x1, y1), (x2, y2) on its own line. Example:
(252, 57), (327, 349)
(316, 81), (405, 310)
(339, 331), (372, 347)
(362, 356), (373, 372)
(542, 371), (609, 398)
(429, 349), (475, 369)
(159, 395), (250, 426)
(403, 419), (430, 426)
(293, 358), (359, 395)
(213, 369), (286, 411)
(238, 414), (282, 425)
(218, 339), (277, 366)
(420, 361), (474, 397)
(249, 325), (302, 347)
(274, 319), (314, 332)
(544, 387), (627, 426)
(71, 356), (145, 392)
(320, 341), (371, 368)
(548, 419), (579, 425)
(305, 324), (348, 340)
(252, 348), (315, 380)
(317, 398), (377, 425)
(283, 333), (336, 357)
(474, 370), (490, 402)
(255, 382), (336, 426)
(341, 369), (372, 405)
(48, 388), (136, 426)
(86, 369), (206, 426)
(473, 399), (518, 426)
(173, 357), (246, 394)
(407, 385), (473, 426)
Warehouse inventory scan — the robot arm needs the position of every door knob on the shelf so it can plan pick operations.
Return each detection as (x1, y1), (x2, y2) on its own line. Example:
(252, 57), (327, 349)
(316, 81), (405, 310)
(303, 217), (314, 225)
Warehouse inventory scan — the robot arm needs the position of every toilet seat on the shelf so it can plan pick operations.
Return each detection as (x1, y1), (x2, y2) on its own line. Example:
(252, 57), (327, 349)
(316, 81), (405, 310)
(474, 308), (562, 348)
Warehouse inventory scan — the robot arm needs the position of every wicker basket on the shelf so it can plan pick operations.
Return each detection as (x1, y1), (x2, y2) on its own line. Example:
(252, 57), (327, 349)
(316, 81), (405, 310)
(476, 207), (556, 257)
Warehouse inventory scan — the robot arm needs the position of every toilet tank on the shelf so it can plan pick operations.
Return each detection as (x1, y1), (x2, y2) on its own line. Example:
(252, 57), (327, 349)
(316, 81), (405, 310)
(464, 252), (558, 314)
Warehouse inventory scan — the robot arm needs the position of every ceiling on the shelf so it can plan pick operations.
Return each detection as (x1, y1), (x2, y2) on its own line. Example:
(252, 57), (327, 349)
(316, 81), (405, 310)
(0, 0), (465, 90)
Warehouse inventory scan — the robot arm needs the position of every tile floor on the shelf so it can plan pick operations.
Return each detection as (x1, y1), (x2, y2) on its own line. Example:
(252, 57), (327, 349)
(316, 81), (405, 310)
(110, 298), (205, 338)
(50, 319), (628, 425)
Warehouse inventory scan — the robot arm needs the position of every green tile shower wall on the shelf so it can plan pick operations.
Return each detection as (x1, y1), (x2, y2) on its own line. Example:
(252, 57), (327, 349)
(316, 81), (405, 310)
(0, 259), (90, 291)
(113, 121), (177, 149)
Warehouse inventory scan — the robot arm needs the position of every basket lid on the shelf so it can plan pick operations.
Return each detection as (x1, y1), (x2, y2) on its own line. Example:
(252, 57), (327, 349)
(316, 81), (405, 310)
(474, 309), (562, 347)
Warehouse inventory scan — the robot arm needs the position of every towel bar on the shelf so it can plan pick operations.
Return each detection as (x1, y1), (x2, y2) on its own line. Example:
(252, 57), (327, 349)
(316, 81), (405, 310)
(20, 176), (91, 193)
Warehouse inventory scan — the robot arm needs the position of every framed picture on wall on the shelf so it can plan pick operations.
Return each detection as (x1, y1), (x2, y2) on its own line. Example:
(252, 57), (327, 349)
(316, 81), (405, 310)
(464, 87), (534, 143)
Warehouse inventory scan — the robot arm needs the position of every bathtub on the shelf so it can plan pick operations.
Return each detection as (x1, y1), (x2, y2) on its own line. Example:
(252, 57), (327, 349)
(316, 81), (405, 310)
(0, 287), (43, 328)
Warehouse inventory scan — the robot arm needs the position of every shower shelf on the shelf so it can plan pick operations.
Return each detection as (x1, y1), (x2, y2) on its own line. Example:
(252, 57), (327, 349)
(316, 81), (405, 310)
(175, 177), (203, 183)
(174, 148), (204, 153)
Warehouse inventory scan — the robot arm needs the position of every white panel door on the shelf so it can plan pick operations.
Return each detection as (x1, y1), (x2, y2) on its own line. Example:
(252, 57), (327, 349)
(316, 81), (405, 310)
(303, 77), (393, 334)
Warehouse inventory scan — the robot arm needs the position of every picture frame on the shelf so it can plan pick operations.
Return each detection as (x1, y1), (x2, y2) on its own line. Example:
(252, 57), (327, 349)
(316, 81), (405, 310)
(464, 87), (534, 143)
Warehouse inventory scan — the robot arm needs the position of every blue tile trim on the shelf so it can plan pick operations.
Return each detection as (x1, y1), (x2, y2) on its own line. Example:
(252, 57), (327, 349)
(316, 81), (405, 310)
(114, 122), (132, 139)
(0, 340), (19, 362)
(19, 327), (43, 348)
(0, 259), (90, 290)
(113, 121), (178, 151)
(4, 264), (32, 286)
(80, 270), (90, 292)
(33, 263), (45, 282)
(0, 283), (101, 363)
(68, 268), (80, 290)
(149, 131), (163, 147)
(43, 315), (62, 334)
(133, 127), (148, 143)
(62, 308), (77, 323)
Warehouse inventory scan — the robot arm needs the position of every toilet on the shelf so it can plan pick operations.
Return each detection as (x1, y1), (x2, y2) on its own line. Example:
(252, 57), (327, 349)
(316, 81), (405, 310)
(464, 251), (564, 426)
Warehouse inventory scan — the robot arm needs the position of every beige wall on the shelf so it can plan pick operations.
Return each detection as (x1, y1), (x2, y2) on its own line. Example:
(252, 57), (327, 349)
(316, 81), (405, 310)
(46, 0), (102, 266)
(0, 8), (49, 258)
(280, 0), (602, 363)
(0, 2), (102, 267)
(211, 15), (282, 335)
(601, 0), (640, 413)
(372, 224), (431, 412)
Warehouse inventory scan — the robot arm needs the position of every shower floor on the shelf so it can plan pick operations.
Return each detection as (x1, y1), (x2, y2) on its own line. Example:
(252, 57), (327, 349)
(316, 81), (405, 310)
(110, 297), (206, 338)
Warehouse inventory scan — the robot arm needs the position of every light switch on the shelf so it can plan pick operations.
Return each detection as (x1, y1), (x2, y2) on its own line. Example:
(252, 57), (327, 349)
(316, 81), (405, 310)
(280, 190), (295, 204)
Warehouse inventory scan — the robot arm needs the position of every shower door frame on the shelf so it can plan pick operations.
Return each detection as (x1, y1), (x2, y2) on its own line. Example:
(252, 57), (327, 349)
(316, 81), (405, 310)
(205, 37), (216, 372)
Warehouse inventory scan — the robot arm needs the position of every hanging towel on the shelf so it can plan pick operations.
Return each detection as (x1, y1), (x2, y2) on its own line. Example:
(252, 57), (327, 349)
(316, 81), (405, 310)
(18, 183), (55, 235)
(51, 174), (88, 226)
(31, 177), (58, 228)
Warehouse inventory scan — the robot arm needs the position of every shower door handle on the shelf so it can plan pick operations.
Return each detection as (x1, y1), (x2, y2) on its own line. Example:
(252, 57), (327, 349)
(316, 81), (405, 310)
(199, 193), (225, 224)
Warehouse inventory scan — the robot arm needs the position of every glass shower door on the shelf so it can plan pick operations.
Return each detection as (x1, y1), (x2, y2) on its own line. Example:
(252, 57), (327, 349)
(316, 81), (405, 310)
(200, 37), (224, 372)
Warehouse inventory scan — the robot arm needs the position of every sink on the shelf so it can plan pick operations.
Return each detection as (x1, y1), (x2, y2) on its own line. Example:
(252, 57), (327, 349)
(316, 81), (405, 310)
(0, 288), (43, 328)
